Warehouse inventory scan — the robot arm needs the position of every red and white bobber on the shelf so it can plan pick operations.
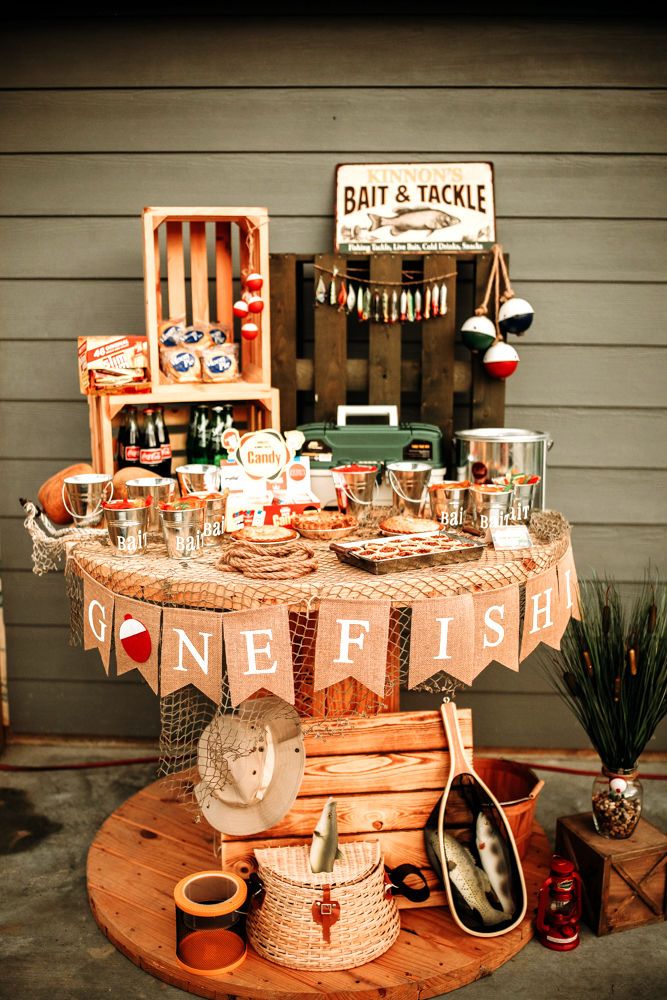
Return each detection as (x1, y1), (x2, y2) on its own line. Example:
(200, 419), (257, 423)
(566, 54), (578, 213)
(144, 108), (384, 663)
(498, 297), (534, 336)
(241, 321), (260, 341)
(119, 614), (151, 664)
(233, 299), (249, 319)
(244, 272), (264, 292)
(483, 340), (520, 379)
(246, 295), (264, 314)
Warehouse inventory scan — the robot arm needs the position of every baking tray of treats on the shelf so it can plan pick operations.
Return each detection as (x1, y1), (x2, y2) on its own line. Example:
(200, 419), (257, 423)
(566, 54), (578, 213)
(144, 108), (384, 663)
(330, 530), (485, 575)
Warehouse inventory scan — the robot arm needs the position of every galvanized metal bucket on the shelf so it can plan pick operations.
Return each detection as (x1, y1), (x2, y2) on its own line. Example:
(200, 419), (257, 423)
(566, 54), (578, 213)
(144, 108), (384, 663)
(386, 461), (432, 516)
(126, 477), (177, 530)
(160, 504), (206, 559)
(104, 503), (151, 556)
(428, 481), (470, 528)
(189, 491), (227, 546)
(62, 474), (113, 525)
(332, 465), (377, 524)
(471, 487), (514, 531)
(454, 428), (553, 509)
(176, 464), (221, 495)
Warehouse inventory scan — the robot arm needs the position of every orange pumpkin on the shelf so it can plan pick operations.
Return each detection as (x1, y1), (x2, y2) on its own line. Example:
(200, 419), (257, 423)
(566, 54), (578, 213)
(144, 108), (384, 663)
(38, 463), (93, 525)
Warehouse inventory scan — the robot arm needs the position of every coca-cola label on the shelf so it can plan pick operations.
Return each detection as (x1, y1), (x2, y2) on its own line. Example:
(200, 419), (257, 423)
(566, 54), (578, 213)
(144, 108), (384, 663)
(125, 445), (140, 462)
(160, 444), (172, 460)
(140, 448), (162, 466)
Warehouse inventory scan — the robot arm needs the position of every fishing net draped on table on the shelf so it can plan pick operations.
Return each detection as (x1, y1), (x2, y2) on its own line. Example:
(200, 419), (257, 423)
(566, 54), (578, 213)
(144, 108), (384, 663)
(65, 510), (570, 809)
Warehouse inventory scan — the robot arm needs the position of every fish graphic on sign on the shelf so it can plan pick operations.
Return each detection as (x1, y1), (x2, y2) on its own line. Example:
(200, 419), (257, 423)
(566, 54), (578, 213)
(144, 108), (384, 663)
(119, 614), (152, 663)
(367, 207), (460, 236)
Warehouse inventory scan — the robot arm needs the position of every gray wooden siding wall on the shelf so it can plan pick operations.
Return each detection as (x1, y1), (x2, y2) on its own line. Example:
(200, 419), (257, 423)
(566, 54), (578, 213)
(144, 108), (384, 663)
(1, 18), (666, 747)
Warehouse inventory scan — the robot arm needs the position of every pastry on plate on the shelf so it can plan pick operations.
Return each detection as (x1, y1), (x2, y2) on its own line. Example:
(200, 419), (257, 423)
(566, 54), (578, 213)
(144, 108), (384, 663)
(230, 525), (298, 543)
(378, 515), (442, 535)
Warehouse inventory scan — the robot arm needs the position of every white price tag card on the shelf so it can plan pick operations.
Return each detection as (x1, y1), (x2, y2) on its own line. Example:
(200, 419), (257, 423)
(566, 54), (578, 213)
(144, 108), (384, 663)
(490, 524), (532, 550)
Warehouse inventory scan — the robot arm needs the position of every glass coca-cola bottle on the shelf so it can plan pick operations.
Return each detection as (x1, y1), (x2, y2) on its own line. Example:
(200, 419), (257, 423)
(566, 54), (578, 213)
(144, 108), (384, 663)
(139, 408), (163, 474)
(154, 405), (172, 478)
(117, 405), (141, 469)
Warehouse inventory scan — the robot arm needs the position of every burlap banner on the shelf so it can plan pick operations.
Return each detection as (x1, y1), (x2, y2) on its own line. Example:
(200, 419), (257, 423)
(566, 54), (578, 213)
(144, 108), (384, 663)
(223, 604), (295, 707)
(114, 595), (161, 695)
(408, 594), (476, 687)
(314, 599), (391, 697)
(472, 585), (520, 677)
(557, 544), (582, 623)
(161, 607), (222, 703)
(82, 571), (114, 674)
(521, 566), (564, 660)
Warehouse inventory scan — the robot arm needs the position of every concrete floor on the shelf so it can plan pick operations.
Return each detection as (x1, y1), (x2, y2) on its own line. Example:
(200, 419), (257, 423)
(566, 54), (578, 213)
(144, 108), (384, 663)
(1, 744), (666, 1000)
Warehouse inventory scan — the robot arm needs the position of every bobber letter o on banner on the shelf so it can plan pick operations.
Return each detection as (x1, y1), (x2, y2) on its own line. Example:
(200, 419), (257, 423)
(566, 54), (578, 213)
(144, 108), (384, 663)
(408, 594), (475, 687)
(82, 571), (115, 674)
(161, 608), (222, 703)
(223, 605), (295, 707)
(521, 567), (564, 660)
(114, 595), (162, 695)
(314, 599), (390, 697)
(557, 545), (582, 624)
(472, 586), (520, 678)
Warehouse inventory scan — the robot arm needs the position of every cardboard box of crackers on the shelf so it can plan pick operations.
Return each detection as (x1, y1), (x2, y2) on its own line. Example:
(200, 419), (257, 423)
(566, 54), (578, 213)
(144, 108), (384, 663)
(78, 336), (151, 394)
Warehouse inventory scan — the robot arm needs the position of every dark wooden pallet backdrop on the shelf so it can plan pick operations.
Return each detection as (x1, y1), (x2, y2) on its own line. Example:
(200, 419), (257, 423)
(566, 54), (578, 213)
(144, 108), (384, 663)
(269, 252), (506, 468)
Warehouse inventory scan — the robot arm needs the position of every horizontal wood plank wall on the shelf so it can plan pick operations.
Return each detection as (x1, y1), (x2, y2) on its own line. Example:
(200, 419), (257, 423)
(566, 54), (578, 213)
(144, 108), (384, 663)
(1, 17), (666, 747)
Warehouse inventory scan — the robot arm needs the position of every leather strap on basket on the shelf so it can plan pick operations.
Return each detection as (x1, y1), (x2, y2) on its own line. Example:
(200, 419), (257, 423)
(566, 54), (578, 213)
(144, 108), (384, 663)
(384, 863), (431, 903)
(312, 884), (340, 943)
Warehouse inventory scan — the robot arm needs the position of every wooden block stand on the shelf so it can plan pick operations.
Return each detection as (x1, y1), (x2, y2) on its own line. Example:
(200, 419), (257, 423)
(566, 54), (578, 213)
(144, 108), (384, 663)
(556, 813), (667, 935)
(87, 207), (280, 475)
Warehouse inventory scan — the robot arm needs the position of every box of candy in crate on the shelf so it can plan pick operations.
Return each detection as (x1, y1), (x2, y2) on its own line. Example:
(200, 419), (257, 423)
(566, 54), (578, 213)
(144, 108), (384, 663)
(221, 457), (320, 531)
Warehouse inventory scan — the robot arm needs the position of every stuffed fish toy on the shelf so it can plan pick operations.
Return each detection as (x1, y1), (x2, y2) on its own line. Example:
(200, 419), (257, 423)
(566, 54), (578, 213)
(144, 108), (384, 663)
(309, 797), (343, 874)
(436, 830), (508, 927)
(475, 812), (515, 915)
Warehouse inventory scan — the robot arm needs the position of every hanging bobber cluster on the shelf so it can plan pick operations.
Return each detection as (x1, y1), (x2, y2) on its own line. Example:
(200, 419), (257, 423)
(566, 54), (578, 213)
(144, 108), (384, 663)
(234, 271), (265, 340)
(314, 264), (453, 324)
(460, 244), (532, 380)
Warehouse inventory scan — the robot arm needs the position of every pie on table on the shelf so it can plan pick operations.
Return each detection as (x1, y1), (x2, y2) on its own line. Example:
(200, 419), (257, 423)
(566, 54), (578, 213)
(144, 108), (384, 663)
(379, 515), (442, 535)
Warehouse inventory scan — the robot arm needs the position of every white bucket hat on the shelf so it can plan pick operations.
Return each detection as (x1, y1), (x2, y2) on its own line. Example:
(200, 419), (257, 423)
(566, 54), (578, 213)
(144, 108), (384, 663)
(194, 696), (305, 836)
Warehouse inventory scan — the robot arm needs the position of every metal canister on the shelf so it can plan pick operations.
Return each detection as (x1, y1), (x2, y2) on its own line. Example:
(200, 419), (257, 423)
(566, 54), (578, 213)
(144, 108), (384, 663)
(126, 477), (177, 530)
(386, 461), (432, 516)
(103, 502), (151, 556)
(189, 491), (227, 546)
(428, 481), (470, 528)
(471, 486), (514, 531)
(160, 502), (206, 559)
(454, 429), (552, 509)
(176, 464), (221, 494)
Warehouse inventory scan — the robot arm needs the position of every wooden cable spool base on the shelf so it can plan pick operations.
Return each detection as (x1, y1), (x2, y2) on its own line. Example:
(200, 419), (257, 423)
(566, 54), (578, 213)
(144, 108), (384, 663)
(87, 776), (552, 999)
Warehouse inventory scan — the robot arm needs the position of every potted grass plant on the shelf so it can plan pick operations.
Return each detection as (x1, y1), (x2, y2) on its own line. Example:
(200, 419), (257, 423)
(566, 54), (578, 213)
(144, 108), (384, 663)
(542, 577), (666, 839)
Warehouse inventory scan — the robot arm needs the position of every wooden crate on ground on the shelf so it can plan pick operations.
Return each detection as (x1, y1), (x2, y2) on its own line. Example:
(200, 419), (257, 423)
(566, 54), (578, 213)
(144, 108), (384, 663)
(219, 708), (475, 910)
(556, 813), (667, 935)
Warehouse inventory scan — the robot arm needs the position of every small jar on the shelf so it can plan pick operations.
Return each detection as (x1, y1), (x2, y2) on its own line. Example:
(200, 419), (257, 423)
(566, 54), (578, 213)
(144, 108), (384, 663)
(592, 766), (642, 839)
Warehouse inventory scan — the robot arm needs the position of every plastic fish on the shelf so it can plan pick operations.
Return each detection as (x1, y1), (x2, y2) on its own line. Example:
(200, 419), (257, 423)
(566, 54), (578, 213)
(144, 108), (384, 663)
(430, 829), (508, 926)
(440, 283), (448, 316)
(406, 290), (415, 323)
(424, 286), (431, 320)
(315, 274), (327, 305)
(363, 288), (371, 321)
(309, 797), (342, 874)
(347, 283), (356, 314)
(415, 289), (422, 322)
(337, 280), (347, 311)
(356, 286), (364, 321)
(372, 291), (381, 323)
(400, 290), (408, 322)
(391, 290), (399, 324)
(329, 275), (337, 306)
(475, 812), (515, 915)
(382, 290), (389, 324)
(432, 284), (440, 317)
(367, 208), (460, 236)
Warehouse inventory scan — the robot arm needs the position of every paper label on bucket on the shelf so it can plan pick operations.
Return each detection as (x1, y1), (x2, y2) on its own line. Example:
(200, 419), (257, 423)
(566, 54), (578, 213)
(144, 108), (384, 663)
(491, 525), (532, 550)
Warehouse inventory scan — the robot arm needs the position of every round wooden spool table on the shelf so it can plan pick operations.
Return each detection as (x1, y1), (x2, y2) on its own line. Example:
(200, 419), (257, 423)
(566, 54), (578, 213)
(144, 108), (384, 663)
(70, 515), (568, 998)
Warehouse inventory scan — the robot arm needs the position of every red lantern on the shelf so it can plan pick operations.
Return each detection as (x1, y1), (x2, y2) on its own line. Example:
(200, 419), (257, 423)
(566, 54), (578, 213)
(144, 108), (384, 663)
(247, 295), (264, 314)
(241, 321), (259, 341)
(233, 299), (249, 319)
(536, 856), (582, 951)
(245, 272), (263, 292)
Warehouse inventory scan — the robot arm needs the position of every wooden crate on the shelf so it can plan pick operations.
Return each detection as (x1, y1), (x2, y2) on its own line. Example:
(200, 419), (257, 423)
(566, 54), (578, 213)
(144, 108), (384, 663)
(87, 390), (279, 476)
(556, 813), (667, 935)
(269, 252), (506, 454)
(219, 708), (474, 910)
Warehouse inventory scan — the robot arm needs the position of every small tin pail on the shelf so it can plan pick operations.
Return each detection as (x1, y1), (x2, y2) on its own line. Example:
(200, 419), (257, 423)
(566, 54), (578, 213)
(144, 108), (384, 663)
(189, 491), (227, 546)
(176, 464), (221, 494)
(332, 464), (377, 524)
(428, 481), (470, 528)
(62, 474), (113, 525)
(512, 481), (538, 525)
(126, 477), (177, 531)
(160, 502), (206, 559)
(471, 486), (514, 531)
(103, 501), (151, 556)
(386, 461), (432, 516)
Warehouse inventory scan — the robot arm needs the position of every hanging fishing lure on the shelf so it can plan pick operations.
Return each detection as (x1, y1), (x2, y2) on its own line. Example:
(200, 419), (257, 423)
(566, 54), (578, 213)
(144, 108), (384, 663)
(440, 282), (448, 316)
(415, 288), (422, 322)
(372, 290), (381, 323)
(337, 279), (348, 311)
(356, 286), (364, 321)
(391, 289), (399, 324)
(432, 283), (440, 317)
(329, 274), (337, 307)
(406, 289), (415, 323)
(363, 287), (372, 321)
(382, 289), (389, 324)
(400, 289), (408, 322)
(424, 286), (431, 320)
(347, 283), (356, 314)
(315, 274), (327, 305)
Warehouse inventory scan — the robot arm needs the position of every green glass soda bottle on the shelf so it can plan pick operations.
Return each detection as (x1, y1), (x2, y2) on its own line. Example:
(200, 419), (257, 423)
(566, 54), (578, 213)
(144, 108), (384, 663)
(186, 404), (210, 464)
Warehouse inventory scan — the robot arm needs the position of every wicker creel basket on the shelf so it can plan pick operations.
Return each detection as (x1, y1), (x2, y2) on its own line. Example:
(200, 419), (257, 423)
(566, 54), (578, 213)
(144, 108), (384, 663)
(246, 841), (401, 971)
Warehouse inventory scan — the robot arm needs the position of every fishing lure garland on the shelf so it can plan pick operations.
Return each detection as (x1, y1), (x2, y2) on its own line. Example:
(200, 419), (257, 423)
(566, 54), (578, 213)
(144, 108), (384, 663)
(314, 264), (454, 324)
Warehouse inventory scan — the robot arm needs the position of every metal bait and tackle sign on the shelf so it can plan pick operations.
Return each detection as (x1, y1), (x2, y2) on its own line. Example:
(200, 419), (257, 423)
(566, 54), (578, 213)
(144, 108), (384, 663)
(335, 162), (496, 253)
